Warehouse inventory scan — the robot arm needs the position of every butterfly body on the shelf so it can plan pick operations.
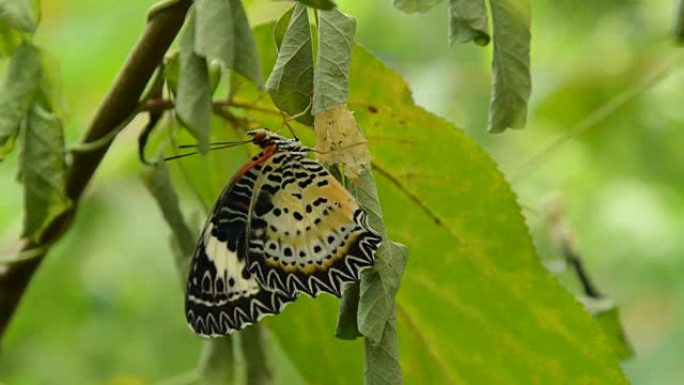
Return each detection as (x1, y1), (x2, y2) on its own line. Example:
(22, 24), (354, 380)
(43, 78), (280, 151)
(185, 129), (381, 337)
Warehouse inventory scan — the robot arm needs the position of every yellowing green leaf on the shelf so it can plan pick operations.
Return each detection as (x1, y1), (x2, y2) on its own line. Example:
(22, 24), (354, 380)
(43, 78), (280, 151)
(488, 0), (531, 132)
(266, 3), (314, 125)
(449, 0), (490, 46)
(195, 0), (263, 86)
(351, 44), (623, 383)
(312, 8), (355, 115)
(0, 43), (41, 160)
(594, 307), (633, 360)
(242, 23), (628, 384)
(176, 10), (211, 153)
(20, 103), (70, 243)
(266, 296), (364, 385)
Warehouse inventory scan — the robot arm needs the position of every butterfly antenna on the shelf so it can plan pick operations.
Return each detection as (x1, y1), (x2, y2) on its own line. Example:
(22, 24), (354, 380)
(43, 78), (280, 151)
(177, 139), (251, 149)
(164, 141), (250, 161)
(164, 151), (200, 161)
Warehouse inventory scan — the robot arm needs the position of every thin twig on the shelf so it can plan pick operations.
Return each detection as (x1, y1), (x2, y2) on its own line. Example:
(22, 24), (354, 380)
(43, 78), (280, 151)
(511, 52), (684, 183)
(562, 245), (603, 299)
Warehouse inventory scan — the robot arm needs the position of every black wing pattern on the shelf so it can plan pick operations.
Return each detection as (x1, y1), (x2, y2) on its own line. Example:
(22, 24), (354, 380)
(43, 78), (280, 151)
(185, 149), (297, 337)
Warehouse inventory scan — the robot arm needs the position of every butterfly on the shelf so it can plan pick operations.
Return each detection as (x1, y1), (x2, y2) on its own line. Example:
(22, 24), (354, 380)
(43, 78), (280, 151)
(185, 129), (382, 337)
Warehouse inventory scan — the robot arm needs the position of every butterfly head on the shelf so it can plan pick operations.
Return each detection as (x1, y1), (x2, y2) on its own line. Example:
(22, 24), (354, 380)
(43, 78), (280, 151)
(247, 128), (303, 151)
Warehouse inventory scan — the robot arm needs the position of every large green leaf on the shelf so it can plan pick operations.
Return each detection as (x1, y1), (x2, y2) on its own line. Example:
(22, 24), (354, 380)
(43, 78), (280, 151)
(238, 23), (627, 384)
(594, 306), (633, 360)
(266, 4), (314, 125)
(352, 47), (623, 383)
(176, 9), (212, 153)
(488, 0), (531, 132)
(20, 102), (70, 243)
(449, 0), (490, 46)
(195, 0), (263, 86)
(266, 296), (364, 385)
(312, 8), (355, 114)
(0, 43), (41, 160)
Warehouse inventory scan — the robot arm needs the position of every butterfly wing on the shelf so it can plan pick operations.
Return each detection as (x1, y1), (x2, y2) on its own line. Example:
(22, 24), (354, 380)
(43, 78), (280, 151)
(185, 147), (297, 337)
(246, 152), (382, 297)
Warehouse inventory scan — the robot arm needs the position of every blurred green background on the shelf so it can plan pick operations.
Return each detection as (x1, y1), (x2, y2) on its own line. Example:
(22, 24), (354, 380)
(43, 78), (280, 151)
(1, 0), (683, 383)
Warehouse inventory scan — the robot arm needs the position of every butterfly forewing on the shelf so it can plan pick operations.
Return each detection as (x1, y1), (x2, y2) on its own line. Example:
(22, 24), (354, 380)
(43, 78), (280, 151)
(185, 148), (297, 337)
(246, 152), (382, 297)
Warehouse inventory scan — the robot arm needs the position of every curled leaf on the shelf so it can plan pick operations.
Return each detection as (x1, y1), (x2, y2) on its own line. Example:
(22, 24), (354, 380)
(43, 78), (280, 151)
(312, 8), (355, 114)
(266, 3), (314, 126)
(176, 10), (212, 153)
(0, 43), (41, 160)
(314, 105), (370, 181)
(488, 0), (531, 132)
(449, 0), (490, 46)
(20, 103), (70, 243)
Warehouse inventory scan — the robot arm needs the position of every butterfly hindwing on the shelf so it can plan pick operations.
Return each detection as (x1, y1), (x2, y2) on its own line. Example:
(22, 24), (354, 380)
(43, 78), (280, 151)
(246, 152), (382, 297)
(185, 148), (297, 337)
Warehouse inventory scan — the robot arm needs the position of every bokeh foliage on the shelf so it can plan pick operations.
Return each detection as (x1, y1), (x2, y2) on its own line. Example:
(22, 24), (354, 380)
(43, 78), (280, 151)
(1, 0), (683, 384)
